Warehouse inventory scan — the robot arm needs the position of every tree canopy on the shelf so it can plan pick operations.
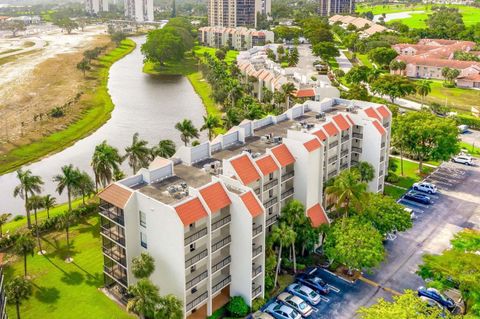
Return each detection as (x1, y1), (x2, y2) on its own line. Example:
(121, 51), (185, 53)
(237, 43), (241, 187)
(367, 47), (398, 69)
(370, 74), (416, 103)
(427, 6), (465, 39)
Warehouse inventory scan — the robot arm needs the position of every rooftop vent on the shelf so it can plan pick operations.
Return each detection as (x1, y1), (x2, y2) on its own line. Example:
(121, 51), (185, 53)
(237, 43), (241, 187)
(166, 183), (189, 199)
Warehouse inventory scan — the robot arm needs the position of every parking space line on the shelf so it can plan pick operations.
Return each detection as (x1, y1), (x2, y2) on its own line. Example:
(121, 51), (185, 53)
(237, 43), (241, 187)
(327, 284), (340, 293)
(399, 199), (429, 209)
(320, 296), (330, 302)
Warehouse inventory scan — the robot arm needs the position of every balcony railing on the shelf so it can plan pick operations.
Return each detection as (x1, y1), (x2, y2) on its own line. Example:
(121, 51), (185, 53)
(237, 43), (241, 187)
(263, 179), (278, 190)
(281, 171), (294, 181)
(351, 160), (359, 166)
(281, 188), (294, 199)
(352, 147), (362, 153)
(379, 170), (384, 176)
(185, 249), (208, 268)
(352, 133), (363, 139)
(212, 256), (231, 273)
(266, 214), (278, 226)
(100, 226), (125, 246)
(212, 235), (231, 253)
(252, 285), (262, 297)
(254, 187), (261, 195)
(329, 141), (339, 148)
(99, 205), (125, 226)
(341, 135), (350, 142)
(104, 265), (127, 287)
(381, 142), (386, 148)
(340, 163), (348, 170)
(380, 156), (385, 163)
(341, 149), (349, 157)
(263, 197), (277, 208)
(212, 275), (231, 293)
(252, 245), (262, 258)
(186, 291), (208, 312)
(253, 224), (262, 237)
(185, 228), (208, 246)
(328, 155), (338, 163)
(378, 183), (383, 190)
(212, 215), (231, 231)
(252, 265), (262, 277)
(186, 270), (208, 290)
(328, 170), (337, 179)
(102, 246), (126, 267)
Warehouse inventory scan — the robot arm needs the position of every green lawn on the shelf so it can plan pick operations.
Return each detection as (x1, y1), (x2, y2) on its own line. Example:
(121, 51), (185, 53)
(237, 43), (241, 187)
(0, 40), (136, 175)
(406, 79), (480, 113)
(460, 141), (480, 157)
(389, 157), (434, 189)
(4, 215), (134, 319)
(383, 184), (406, 200)
(356, 54), (374, 68)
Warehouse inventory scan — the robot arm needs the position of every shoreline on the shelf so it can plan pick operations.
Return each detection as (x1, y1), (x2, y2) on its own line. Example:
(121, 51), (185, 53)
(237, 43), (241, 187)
(0, 39), (136, 175)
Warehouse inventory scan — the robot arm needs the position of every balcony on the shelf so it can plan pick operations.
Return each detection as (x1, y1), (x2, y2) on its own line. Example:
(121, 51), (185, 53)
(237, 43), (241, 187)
(340, 162), (349, 170)
(212, 215), (231, 231)
(102, 245), (126, 267)
(252, 265), (262, 278)
(185, 227), (208, 246)
(327, 170), (337, 179)
(186, 270), (208, 290)
(252, 224), (262, 237)
(381, 142), (386, 148)
(352, 147), (362, 153)
(212, 275), (231, 294)
(351, 160), (359, 166)
(99, 203), (124, 226)
(328, 140), (339, 148)
(263, 197), (277, 209)
(379, 170), (384, 176)
(352, 133), (363, 139)
(212, 256), (231, 273)
(100, 226), (125, 246)
(104, 264), (127, 288)
(281, 171), (294, 181)
(328, 155), (338, 163)
(378, 183), (383, 191)
(185, 249), (208, 268)
(341, 135), (350, 142)
(263, 178), (278, 191)
(252, 285), (262, 298)
(380, 156), (385, 163)
(341, 149), (349, 157)
(212, 235), (231, 253)
(186, 291), (208, 312)
(266, 214), (278, 227)
(252, 245), (262, 258)
(254, 187), (261, 196)
(281, 188), (294, 199)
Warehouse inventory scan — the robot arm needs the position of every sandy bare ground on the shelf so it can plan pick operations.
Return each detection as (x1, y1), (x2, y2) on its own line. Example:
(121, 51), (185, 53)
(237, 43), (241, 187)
(0, 25), (110, 152)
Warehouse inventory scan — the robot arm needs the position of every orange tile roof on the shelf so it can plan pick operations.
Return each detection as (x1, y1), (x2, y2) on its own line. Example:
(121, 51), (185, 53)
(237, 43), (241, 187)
(372, 120), (386, 135)
(175, 198), (209, 226)
(271, 144), (295, 167)
(323, 122), (339, 137)
(307, 204), (329, 227)
(376, 105), (390, 119)
(98, 184), (133, 209)
(345, 114), (355, 126)
(240, 191), (263, 218)
(230, 155), (261, 185)
(312, 129), (327, 141)
(364, 107), (382, 121)
(294, 88), (315, 98)
(199, 182), (232, 213)
(255, 155), (279, 176)
(303, 138), (321, 152)
(332, 114), (351, 131)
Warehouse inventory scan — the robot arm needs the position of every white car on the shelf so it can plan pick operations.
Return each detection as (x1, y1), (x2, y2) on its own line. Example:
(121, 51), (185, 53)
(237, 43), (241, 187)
(277, 292), (313, 317)
(413, 182), (437, 194)
(453, 155), (473, 165)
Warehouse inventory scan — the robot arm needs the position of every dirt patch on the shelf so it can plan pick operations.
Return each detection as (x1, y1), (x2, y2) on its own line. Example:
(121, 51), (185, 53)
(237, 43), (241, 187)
(0, 35), (111, 155)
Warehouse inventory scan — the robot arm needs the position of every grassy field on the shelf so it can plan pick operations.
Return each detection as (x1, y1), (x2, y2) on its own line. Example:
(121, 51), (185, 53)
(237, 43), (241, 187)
(383, 184), (406, 200)
(406, 79), (480, 113)
(4, 215), (134, 319)
(389, 157), (434, 189)
(357, 54), (374, 68)
(460, 141), (480, 157)
(0, 40), (136, 175)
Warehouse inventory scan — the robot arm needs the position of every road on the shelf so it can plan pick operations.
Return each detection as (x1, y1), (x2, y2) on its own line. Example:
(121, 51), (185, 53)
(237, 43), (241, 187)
(335, 50), (353, 73)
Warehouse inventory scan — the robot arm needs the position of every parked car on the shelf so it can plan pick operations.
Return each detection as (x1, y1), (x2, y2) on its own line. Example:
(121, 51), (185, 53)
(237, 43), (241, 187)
(458, 125), (469, 133)
(413, 182), (437, 194)
(265, 302), (302, 319)
(277, 292), (313, 317)
(252, 312), (275, 319)
(296, 271), (329, 295)
(418, 287), (456, 311)
(404, 207), (417, 220)
(453, 155), (473, 165)
(404, 191), (432, 205)
(287, 283), (321, 305)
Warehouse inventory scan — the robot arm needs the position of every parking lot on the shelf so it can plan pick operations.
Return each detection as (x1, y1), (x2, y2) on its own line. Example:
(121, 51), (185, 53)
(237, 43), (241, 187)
(261, 160), (480, 318)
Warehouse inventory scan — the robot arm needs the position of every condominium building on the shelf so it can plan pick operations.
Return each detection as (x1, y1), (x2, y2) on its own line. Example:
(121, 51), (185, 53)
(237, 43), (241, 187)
(85, 0), (109, 14)
(207, 0), (270, 28)
(198, 27), (274, 50)
(0, 269), (7, 319)
(98, 97), (391, 318)
(319, 0), (355, 16)
(124, 0), (153, 22)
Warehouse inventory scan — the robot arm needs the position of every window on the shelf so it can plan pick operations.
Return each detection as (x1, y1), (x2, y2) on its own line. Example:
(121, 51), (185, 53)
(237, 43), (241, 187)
(139, 211), (146, 228)
(190, 243), (196, 252)
(268, 207), (273, 215)
(190, 265), (196, 273)
(269, 189), (274, 198)
(140, 232), (147, 248)
(269, 173), (274, 181)
(191, 287), (197, 294)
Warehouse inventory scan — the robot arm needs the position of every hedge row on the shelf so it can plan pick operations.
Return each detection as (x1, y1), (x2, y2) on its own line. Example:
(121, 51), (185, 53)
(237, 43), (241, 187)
(456, 114), (480, 130)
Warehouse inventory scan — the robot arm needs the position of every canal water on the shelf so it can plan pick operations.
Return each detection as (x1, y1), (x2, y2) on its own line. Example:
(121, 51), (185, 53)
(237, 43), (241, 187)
(0, 36), (206, 214)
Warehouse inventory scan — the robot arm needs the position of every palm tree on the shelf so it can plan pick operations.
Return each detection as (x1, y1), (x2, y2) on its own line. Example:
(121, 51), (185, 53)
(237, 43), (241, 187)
(222, 108), (240, 130)
(279, 200), (307, 273)
(281, 82), (296, 110)
(127, 278), (161, 319)
(0, 213), (12, 238)
(91, 141), (123, 190)
(53, 165), (81, 212)
(201, 114), (221, 141)
(151, 140), (176, 158)
(132, 252), (156, 279)
(27, 195), (45, 254)
(354, 161), (375, 183)
(14, 234), (35, 277)
(13, 169), (44, 229)
(56, 210), (77, 263)
(325, 169), (367, 219)
(5, 276), (32, 319)
(156, 294), (183, 319)
(174, 119), (199, 146)
(42, 195), (56, 219)
(416, 80), (432, 106)
(76, 171), (95, 204)
(273, 90), (286, 110)
(270, 223), (296, 288)
(125, 133), (152, 174)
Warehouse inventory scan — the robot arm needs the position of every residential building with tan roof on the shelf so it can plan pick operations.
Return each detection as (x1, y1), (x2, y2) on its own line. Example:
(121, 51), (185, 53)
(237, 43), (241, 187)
(198, 26), (274, 50)
(97, 97), (390, 318)
(328, 15), (388, 37)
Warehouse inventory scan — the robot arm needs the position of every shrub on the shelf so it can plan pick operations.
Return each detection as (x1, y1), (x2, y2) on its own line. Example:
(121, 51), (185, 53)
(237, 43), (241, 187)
(226, 296), (249, 317)
(13, 215), (24, 222)
(49, 107), (65, 118)
(0, 233), (20, 251)
(265, 274), (274, 292)
(385, 173), (399, 183)
(252, 297), (266, 312)
(456, 114), (480, 130)
(297, 263), (306, 271)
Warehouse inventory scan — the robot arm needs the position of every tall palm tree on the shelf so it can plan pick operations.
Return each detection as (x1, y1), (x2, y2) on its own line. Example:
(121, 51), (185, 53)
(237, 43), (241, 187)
(156, 294), (183, 319)
(125, 133), (152, 174)
(76, 171), (95, 204)
(174, 119), (199, 146)
(5, 276), (32, 319)
(27, 195), (45, 254)
(56, 210), (77, 263)
(270, 223), (296, 288)
(416, 80), (432, 107)
(14, 234), (35, 277)
(354, 161), (375, 183)
(325, 169), (367, 219)
(0, 213), (11, 238)
(42, 195), (56, 219)
(279, 200), (306, 273)
(201, 114), (221, 141)
(127, 278), (161, 319)
(53, 165), (81, 212)
(13, 169), (44, 229)
(281, 82), (296, 110)
(91, 141), (123, 191)
(132, 252), (156, 279)
(151, 140), (176, 158)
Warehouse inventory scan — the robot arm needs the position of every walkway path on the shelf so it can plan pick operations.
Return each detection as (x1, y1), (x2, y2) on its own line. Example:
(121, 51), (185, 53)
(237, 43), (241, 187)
(0, 38), (45, 60)
(390, 155), (439, 168)
(335, 50), (353, 73)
